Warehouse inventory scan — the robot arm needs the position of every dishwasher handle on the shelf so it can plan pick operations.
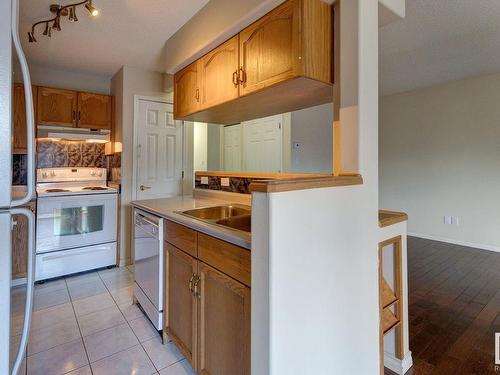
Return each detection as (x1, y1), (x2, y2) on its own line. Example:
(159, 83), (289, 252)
(134, 211), (160, 238)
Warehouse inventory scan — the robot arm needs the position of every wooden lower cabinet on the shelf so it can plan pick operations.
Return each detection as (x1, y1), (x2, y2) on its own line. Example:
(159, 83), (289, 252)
(12, 201), (35, 279)
(164, 222), (251, 374)
(165, 243), (198, 365)
(197, 262), (250, 375)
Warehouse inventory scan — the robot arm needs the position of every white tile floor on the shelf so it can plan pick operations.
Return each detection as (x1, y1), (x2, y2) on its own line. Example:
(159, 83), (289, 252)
(11, 266), (196, 375)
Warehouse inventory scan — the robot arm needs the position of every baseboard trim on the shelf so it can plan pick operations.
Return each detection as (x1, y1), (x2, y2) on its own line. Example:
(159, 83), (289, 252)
(408, 232), (500, 253)
(384, 351), (413, 375)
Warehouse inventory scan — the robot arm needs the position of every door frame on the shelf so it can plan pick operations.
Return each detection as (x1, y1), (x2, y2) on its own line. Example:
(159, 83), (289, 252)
(132, 95), (185, 201)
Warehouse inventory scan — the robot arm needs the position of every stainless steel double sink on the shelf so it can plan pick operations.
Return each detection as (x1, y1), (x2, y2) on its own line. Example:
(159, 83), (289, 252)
(177, 204), (251, 233)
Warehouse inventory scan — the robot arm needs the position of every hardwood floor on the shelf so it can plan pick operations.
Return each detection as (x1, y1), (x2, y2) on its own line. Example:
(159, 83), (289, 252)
(399, 236), (500, 375)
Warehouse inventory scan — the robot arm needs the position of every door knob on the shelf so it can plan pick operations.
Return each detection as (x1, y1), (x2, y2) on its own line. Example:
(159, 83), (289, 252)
(140, 185), (151, 191)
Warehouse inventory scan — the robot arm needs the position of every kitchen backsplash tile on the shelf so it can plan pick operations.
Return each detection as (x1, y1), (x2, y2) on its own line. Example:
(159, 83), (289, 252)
(194, 174), (257, 194)
(37, 140), (106, 168)
(12, 154), (27, 185)
(106, 152), (121, 184)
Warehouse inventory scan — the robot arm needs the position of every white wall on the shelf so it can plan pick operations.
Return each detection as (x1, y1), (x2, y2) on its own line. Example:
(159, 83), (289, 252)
(290, 103), (333, 173)
(380, 72), (500, 251)
(193, 122), (208, 172)
(207, 124), (222, 170)
(111, 66), (169, 265)
(15, 61), (110, 94)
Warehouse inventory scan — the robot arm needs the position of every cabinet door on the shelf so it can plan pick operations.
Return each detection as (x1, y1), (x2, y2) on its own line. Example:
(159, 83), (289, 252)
(199, 36), (239, 110)
(174, 61), (200, 118)
(77, 92), (112, 129)
(12, 202), (35, 278)
(197, 262), (250, 375)
(13, 84), (37, 153)
(165, 243), (198, 368)
(239, 0), (300, 96)
(37, 87), (77, 127)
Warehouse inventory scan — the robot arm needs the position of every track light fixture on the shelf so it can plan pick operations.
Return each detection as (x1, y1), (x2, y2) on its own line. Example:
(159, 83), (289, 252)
(28, 0), (99, 43)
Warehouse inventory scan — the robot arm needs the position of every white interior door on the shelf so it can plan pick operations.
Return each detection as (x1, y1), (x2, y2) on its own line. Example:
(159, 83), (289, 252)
(242, 114), (283, 172)
(223, 124), (242, 171)
(135, 100), (183, 200)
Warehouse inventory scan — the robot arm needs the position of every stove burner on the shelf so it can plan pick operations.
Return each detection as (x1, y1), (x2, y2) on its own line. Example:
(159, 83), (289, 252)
(82, 186), (109, 191)
(45, 188), (70, 193)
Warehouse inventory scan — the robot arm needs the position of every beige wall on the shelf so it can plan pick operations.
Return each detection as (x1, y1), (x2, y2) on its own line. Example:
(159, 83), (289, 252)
(380, 72), (500, 251)
(16, 61), (111, 94)
(111, 66), (169, 265)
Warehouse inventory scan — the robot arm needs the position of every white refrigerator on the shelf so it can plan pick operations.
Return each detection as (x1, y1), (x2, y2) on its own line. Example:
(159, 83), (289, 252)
(1, 0), (36, 374)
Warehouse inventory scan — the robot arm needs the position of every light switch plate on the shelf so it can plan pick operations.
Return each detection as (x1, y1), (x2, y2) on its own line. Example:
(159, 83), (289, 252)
(221, 177), (230, 187)
(201, 176), (209, 185)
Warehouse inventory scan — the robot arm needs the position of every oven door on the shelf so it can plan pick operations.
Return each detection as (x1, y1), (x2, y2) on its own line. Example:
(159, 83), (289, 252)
(36, 193), (118, 253)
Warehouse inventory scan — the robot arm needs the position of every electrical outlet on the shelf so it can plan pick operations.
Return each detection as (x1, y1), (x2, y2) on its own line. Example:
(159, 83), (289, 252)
(221, 177), (230, 187)
(201, 176), (209, 185)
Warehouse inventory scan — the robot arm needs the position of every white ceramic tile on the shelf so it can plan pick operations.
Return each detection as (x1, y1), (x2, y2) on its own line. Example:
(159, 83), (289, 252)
(77, 305), (125, 337)
(73, 292), (115, 317)
(98, 267), (131, 280)
(91, 345), (156, 375)
(83, 323), (139, 363)
(27, 339), (88, 375)
(119, 303), (145, 321)
(110, 285), (133, 305)
(102, 273), (134, 291)
(30, 303), (75, 332)
(34, 279), (67, 296)
(33, 287), (70, 311)
(28, 316), (80, 355)
(158, 360), (196, 375)
(129, 316), (159, 342)
(142, 336), (184, 371)
(65, 365), (92, 375)
(68, 279), (107, 301)
(66, 272), (101, 287)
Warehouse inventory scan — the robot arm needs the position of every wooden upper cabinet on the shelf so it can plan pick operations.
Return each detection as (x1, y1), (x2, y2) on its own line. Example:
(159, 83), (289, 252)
(165, 243), (198, 368)
(197, 262), (250, 375)
(37, 87), (77, 127)
(13, 84), (37, 154)
(239, 0), (300, 96)
(174, 61), (200, 119)
(77, 92), (112, 129)
(199, 36), (240, 110)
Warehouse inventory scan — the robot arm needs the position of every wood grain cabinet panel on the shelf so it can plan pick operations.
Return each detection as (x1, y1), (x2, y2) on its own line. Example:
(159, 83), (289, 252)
(77, 92), (112, 129)
(13, 84), (37, 154)
(174, 61), (200, 119)
(12, 202), (35, 279)
(199, 36), (240, 110)
(198, 233), (251, 287)
(165, 220), (198, 257)
(165, 243), (198, 367)
(239, 0), (300, 96)
(37, 87), (77, 127)
(197, 262), (250, 375)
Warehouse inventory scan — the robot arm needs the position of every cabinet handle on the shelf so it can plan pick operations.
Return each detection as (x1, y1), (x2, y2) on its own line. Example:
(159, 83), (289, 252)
(193, 274), (201, 299)
(238, 67), (246, 85)
(232, 70), (239, 86)
(195, 88), (200, 102)
(189, 274), (195, 293)
(77, 111), (81, 121)
(72, 110), (76, 121)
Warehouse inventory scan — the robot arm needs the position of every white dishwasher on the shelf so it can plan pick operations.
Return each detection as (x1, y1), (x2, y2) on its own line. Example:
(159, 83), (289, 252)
(133, 209), (163, 331)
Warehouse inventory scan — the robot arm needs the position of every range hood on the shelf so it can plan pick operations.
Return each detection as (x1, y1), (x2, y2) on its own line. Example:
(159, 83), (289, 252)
(37, 125), (110, 143)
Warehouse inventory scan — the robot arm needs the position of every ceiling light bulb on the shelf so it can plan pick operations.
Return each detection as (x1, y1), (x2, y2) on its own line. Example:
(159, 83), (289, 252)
(52, 16), (61, 31)
(43, 22), (49, 35)
(69, 7), (74, 21)
(85, 1), (99, 16)
(73, 7), (78, 21)
(28, 31), (36, 43)
(47, 27), (52, 37)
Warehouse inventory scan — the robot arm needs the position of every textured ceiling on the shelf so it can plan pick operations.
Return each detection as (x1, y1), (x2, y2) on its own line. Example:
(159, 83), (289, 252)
(20, 0), (209, 77)
(380, 0), (500, 96)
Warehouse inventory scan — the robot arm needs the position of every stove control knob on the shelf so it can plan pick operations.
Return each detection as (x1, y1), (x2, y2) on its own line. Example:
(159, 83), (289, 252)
(98, 170), (103, 177)
(90, 170), (96, 176)
(50, 170), (56, 177)
(42, 172), (48, 178)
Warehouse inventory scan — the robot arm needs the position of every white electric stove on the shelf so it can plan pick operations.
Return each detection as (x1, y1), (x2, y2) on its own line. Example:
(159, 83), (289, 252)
(35, 167), (118, 281)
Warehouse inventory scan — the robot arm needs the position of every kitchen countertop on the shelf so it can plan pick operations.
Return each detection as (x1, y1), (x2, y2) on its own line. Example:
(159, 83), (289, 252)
(131, 196), (251, 250)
